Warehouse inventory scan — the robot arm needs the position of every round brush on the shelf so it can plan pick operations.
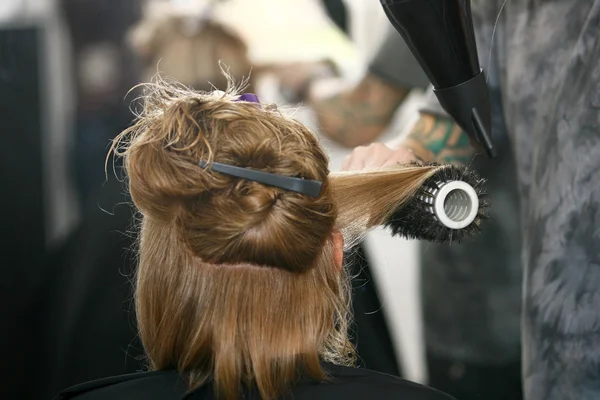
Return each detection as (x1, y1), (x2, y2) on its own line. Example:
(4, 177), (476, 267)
(385, 163), (490, 243)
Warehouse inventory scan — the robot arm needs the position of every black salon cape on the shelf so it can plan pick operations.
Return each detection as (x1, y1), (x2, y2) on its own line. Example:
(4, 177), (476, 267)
(55, 363), (455, 400)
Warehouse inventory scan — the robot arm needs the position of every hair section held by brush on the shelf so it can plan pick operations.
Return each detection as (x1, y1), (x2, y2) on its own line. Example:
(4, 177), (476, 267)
(329, 165), (438, 248)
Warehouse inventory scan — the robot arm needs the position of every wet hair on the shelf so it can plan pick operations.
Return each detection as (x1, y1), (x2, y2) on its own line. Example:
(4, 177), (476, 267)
(111, 76), (437, 400)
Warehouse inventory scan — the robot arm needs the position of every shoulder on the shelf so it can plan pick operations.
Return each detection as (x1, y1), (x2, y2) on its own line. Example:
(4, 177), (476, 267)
(311, 364), (456, 400)
(53, 370), (186, 400)
(54, 365), (455, 400)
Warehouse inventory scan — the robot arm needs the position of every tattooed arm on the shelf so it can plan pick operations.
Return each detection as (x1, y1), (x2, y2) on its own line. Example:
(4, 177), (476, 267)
(396, 112), (476, 165)
(342, 112), (475, 171)
(311, 27), (432, 147)
(310, 73), (410, 147)
(314, 83), (476, 165)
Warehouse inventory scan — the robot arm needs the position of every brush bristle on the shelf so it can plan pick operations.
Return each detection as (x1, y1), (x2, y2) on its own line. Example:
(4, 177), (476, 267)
(384, 162), (490, 244)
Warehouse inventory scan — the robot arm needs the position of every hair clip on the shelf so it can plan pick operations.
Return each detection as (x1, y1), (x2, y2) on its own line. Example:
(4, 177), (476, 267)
(199, 160), (322, 198)
(234, 93), (260, 103)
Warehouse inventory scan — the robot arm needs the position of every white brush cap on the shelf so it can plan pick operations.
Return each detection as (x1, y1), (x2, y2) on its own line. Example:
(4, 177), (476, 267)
(433, 180), (480, 230)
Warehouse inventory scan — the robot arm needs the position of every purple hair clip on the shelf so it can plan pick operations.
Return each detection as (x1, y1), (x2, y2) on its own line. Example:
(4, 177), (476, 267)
(235, 93), (260, 103)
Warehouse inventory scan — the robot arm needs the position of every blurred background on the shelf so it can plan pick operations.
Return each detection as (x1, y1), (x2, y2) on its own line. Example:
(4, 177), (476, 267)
(0, 1), (521, 399)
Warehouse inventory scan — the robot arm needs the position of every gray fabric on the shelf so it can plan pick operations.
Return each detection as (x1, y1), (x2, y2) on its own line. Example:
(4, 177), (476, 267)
(368, 27), (431, 90)
(417, 1), (600, 399)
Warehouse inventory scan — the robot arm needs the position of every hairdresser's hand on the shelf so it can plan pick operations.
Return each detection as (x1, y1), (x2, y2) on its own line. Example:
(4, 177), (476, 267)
(341, 143), (417, 171)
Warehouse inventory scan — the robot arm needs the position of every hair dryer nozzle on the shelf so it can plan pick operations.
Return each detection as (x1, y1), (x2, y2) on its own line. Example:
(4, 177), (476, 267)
(381, 0), (496, 157)
(434, 71), (496, 157)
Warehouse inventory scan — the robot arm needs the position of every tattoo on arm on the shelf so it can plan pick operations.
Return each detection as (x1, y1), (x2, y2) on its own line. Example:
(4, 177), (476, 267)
(314, 74), (409, 147)
(403, 113), (476, 165)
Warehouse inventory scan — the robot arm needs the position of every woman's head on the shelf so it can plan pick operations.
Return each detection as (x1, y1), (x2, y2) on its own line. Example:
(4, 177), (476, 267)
(128, 3), (253, 91)
(125, 82), (337, 273)
(114, 78), (353, 400)
(113, 76), (437, 400)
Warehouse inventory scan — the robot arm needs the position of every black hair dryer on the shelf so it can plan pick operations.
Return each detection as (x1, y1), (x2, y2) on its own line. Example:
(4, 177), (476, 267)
(381, 0), (496, 158)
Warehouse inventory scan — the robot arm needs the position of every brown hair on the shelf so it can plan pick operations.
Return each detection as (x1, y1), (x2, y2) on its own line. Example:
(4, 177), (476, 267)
(128, 3), (253, 91)
(111, 77), (437, 400)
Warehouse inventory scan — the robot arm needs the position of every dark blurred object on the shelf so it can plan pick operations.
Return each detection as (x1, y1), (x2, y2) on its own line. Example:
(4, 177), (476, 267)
(61, 0), (141, 111)
(62, 0), (142, 46)
(62, 0), (142, 205)
(380, 0), (495, 157)
(321, 0), (349, 35)
(10, 1), (146, 398)
(427, 352), (522, 400)
(30, 177), (144, 400)
(0, 26), (47, 400)
(381, 0), (479, 87)
(346, 245), (402, 377)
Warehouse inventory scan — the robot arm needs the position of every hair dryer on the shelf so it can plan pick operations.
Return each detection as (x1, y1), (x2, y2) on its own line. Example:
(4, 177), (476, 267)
(380, 0), (496, 158)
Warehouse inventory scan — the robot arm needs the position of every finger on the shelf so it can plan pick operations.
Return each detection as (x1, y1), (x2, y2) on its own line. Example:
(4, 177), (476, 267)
(341, 152), (365, 171)
(381, 148), (418, 167)
(406, 148), (425, 163)
(364, 153), (392, 169)
(363, 144), (396, 169)
(342, 143), (396, 171)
